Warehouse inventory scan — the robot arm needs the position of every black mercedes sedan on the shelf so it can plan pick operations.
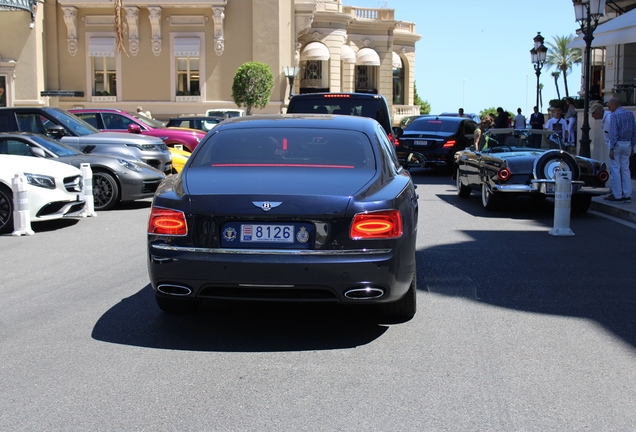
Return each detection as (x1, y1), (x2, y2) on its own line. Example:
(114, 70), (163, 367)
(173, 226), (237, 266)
(0, 132), (165, 210)
(395, 116), (478, 170)
(147, 115), (420, 320)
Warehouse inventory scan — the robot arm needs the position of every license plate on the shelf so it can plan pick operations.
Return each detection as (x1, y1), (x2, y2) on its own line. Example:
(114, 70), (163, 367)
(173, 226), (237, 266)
(413, 140), (430, 146)
(240, 224), (293, 243)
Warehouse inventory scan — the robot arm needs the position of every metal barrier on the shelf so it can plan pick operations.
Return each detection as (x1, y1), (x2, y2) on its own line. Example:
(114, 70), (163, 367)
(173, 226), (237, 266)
(549, 170), (575, 237)
(11, 173), (34, 236)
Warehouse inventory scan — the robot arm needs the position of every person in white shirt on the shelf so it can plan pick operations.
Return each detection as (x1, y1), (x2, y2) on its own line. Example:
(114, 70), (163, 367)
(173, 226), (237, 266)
(513, 108), (526, 129)
(544, 107), (568, 144)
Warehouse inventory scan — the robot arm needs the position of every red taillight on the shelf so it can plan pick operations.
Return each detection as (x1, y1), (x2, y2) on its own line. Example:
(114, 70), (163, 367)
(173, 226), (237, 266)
(350, 210), (403, 239)
(597, 170), (609, 183)
(497, 167), (512, 182)
(442, 140), (456, 148)
(148, 207), (187, 236)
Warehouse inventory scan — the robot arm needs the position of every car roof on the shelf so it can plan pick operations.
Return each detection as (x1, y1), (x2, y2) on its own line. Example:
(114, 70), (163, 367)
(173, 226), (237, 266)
(290, 92), (387, 101)
(411, 115), (468, 123)
(213, 114), (374, 132)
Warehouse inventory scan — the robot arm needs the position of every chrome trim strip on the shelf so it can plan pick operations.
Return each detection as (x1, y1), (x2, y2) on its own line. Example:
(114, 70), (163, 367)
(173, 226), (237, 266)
(150, 244), (392, 255)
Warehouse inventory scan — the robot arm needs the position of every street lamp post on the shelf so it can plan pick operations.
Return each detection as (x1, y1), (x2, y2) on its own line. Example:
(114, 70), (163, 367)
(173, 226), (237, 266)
(530, 32), (548, 111)
(283, 66), (300, 100)
(572, 0), (605, 158)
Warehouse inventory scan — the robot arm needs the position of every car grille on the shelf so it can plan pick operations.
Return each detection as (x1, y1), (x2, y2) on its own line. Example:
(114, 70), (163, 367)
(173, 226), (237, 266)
(63, 175), (83, 193)
(36, 201), (84, 217)
(142, 180), (162, 194)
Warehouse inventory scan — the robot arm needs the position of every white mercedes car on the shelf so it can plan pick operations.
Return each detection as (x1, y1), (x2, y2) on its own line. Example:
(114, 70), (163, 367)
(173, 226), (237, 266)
(0, 155), (86, 233)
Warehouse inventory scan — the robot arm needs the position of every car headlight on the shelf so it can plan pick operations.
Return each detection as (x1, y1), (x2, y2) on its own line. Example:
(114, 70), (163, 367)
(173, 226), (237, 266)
(126, 143), (158, 151)
(24, 173), (56, 189)
(117, 158), (142, 172)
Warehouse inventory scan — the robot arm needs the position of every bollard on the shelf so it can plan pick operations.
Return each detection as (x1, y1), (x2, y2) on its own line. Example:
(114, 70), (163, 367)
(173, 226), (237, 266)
(79, 163), (97, 217)
(549, 170), (575, 237)
(11, 173), (35, 236)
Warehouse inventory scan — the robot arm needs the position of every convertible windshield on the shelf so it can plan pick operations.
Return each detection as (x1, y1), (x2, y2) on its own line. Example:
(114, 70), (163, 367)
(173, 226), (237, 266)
(48, 108), (99, 136)
(30, 134), (82, 157)
(191, 128), (376, 169)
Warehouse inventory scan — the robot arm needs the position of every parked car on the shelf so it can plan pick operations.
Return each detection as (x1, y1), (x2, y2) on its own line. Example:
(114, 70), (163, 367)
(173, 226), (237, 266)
(285, 93), (400, 158)
(0, 107), (172, 174)
(168, 146), (190, 174)
(0, 132), (165, 210)
(454, 128), (610, 212)
(0, 154), (85, 233)
(394, 115), (478, 170)
(147, 114), (420, 320)
(166, 116), (224, 133)
(69, 108), (206, 153)
(204, 109), (245, 118)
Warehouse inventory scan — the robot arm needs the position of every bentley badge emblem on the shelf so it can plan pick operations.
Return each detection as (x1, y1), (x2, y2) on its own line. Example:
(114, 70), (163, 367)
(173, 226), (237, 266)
(252, 201), (282, 212)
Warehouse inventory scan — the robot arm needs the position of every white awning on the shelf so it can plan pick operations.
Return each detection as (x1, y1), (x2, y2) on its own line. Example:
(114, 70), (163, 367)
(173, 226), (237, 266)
(88, 37), (115, 57)
(301, 42), (330, 61)
(392, 52), (402, 69)
(174, 37), (200, 56)
(356, 47), (380, 66)
(567, 9), (636, 48)
(341, 44), (356, 64)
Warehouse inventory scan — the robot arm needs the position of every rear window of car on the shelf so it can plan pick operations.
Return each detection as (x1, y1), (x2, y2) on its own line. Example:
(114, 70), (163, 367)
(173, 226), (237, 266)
(190, 128), (375, 170)
(405, 118), (461, 133)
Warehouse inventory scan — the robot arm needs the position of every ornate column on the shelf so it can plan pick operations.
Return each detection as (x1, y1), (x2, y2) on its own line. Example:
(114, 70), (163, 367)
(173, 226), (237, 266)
(125, 7), (140, 56)
(61, 7), (78, 56)
(148, 6), (162, 56)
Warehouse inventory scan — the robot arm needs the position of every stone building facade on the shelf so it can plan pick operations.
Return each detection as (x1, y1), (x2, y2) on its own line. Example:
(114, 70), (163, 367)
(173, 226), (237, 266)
(0, 0), (421, 125)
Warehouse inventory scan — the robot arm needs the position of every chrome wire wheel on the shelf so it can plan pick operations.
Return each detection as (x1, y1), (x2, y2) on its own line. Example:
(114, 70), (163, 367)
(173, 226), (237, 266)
(92, 171), (119, 210)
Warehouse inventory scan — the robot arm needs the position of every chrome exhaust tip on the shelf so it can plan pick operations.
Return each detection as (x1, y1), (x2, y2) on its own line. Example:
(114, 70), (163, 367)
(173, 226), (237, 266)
(344, 287), (385, 299)
(157, 284), (192, 296)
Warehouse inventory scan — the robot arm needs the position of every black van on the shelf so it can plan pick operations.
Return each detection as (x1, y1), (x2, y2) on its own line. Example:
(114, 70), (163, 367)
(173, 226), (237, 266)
(286, 92), (394, 139)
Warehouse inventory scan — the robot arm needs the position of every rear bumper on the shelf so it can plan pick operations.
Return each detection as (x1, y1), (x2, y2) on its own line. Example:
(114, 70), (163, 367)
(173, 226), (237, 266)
(147, 243), (415, 304)
(492, 180), (610, 196)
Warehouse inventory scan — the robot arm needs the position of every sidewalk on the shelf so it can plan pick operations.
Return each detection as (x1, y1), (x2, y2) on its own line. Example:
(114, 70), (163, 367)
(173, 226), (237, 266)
(590, 178), (636, 224)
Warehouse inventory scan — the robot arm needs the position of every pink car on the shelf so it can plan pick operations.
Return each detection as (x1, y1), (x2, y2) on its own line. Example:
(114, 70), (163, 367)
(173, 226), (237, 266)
(69, 108), (206, 152)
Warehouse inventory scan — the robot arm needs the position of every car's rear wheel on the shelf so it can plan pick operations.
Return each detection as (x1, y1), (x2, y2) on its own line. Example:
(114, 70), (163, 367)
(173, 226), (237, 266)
(0, 184), (14, 234)
(379, 272), (417, 321)
(572, 195), (592, 213)
(482, 183), (501, 210)
(155, 295), (202, 313)
(456, 167), (471, 198)
(92, 171), (120, 210)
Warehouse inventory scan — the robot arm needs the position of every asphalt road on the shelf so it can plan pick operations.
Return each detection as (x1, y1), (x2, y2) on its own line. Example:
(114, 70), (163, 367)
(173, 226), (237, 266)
(1, 170), (635, 431)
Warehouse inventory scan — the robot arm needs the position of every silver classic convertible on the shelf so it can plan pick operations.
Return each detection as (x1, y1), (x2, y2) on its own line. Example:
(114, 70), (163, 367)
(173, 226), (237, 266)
(453, 128), (610, 213)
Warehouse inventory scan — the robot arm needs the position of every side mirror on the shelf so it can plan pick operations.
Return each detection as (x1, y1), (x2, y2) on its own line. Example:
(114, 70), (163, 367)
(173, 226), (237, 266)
(47, 125), (67, 139)
(128, 124), (142, 134)
(30, 146), (47, 158)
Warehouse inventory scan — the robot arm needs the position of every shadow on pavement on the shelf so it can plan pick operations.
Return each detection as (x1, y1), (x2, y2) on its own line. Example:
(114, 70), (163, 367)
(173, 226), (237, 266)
(92, 285), (390, 352)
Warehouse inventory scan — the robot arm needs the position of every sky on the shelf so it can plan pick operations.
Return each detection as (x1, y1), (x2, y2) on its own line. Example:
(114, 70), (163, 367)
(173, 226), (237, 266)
(342, 0), (583, 116)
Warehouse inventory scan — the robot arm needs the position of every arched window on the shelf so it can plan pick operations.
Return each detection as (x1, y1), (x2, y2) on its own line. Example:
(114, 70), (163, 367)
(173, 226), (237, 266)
(393, 52), (404, 105)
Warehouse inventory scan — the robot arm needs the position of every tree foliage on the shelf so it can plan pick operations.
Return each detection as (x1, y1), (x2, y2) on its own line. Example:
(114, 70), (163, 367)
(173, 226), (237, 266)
(413, 82), (431, 114)
(545, 35), (582, 98)
(231, 62), (275, 115)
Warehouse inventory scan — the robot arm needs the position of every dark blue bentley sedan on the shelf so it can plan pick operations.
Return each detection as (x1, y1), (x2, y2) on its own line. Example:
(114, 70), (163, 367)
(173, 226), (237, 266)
(147, 114), (420, 320)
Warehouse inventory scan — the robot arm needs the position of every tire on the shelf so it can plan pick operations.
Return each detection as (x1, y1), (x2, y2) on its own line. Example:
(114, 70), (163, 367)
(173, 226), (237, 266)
(482, 182), (501, 210)
(456, 167), (471, 198)
(155, 294), (202, 313)
(571, 195), (592, 213)
(92, 171), (120, 211)
(379, 272), (417, 321)
(0, 184), (14, 234)
(533, 150), (580, 181)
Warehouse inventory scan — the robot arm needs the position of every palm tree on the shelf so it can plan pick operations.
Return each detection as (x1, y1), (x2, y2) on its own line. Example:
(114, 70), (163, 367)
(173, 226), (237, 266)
(545, 35), (582, 98)
(551, 71), (561, 100)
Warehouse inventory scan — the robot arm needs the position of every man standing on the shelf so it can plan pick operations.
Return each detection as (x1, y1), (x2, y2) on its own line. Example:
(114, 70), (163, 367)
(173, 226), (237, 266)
(458, 108), (467, 118)
(514, 108), (526, 129)
(529, 106), (545, 148)
(605, 97), (636, 203)
(544, 106), (568, 144)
